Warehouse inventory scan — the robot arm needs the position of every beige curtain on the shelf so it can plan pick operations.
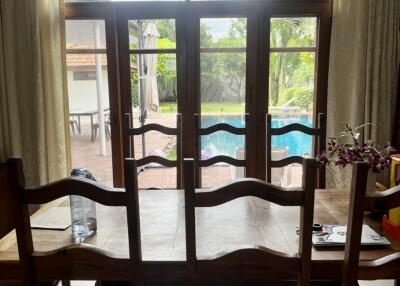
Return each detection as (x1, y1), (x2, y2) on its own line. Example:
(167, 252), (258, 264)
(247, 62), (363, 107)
(0, 0), (71, 185)
(327, 0), (400, 188)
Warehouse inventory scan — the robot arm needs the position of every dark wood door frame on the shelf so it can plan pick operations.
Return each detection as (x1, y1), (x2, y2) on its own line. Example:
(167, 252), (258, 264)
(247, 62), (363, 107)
(65, 5), (123, 187)
(188, 1), (260, 185)
(65, 0), (332, 186)
(255, 2), (331, 180)
(116, 4), (185, 188)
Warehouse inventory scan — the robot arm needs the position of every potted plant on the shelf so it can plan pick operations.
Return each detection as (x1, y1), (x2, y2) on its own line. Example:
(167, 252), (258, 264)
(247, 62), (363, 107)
(318, 123), (393, 194)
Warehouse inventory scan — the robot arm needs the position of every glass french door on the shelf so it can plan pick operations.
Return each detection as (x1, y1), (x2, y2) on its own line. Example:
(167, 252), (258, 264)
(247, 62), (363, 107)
(67, 1), (331, 188)
(192, 3), (331, 188)
(255, 2), (331, 185)
(267, 16), (318, 187)
(64, 4), (124, 187)
(117, 5), (184, 189)
(191, 2), (259, 187)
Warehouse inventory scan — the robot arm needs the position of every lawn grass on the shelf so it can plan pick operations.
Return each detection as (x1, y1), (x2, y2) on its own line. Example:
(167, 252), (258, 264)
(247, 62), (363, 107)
(160, 102), (245, 113)
(159, 102), (309, 115)
(167, 144), (176, 160)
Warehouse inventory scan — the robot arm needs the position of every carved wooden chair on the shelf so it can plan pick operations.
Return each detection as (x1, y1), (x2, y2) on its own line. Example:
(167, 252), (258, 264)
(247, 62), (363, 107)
(342, 162), (400, 286)
(124, 113), (182, 188)
(194, 113), (249, 188)
(6, 158), (142, 286)
(0, 163), (57, 286)
(267, 113), (326, 188)
(184, 157), (317, 285)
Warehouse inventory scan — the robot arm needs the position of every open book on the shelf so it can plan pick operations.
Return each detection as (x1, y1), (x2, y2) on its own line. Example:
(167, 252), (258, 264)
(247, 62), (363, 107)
(312, 224), (390, 246)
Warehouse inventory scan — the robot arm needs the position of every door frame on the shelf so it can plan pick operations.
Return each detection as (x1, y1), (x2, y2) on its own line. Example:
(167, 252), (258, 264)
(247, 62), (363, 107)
(65, 5), (123, 186)
(186, 1), (260, 185)
(65, 0), (331, 186)
(255, 2), (331, 180)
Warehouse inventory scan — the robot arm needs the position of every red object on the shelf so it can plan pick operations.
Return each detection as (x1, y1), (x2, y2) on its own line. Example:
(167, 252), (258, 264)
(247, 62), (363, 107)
(382, 215), (400, 240)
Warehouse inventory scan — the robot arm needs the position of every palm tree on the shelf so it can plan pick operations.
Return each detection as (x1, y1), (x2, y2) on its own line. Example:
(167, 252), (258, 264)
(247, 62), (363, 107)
(269, 18), (316, 107)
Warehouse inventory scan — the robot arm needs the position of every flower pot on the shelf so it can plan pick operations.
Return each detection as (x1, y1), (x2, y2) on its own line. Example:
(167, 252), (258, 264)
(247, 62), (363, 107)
(326, 165), (352, 189)
(366, 169), (377, 195)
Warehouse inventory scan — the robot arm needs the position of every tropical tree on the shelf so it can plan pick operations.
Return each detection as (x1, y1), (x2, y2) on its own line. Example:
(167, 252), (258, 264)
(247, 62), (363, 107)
(269, 18), (316, 109)
(214, 19), (246, 104)
(129, 17), (317, 112)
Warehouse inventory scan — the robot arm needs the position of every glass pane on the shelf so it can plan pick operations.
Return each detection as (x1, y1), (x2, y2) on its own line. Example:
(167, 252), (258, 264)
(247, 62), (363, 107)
(201, 165), (244, 188)
(270, 17), (317, 48)
(66, 20), (106, 50)
(130, 53), (178, 188)
(200, 51), (246, 163)
(132, 130), (177, 159)
(138, 167), (177, 189)
(130, 53), (177, 122)
(200, 53), (246, 116)
(201, 119), (245, 158)
(273, 164), (302, 188)
(268, 52), (315, 116)
(200, 17), (247, 187)
(268, 49), (315, 187)
(128, 19), (176, 49)
(200, 18), (246, 48)
(272, 127), (312, 157)
(66, 54), (113, 186)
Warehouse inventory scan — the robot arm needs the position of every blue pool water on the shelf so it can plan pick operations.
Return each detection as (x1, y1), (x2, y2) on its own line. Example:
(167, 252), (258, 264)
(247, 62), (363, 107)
(201, 115), (312, 158)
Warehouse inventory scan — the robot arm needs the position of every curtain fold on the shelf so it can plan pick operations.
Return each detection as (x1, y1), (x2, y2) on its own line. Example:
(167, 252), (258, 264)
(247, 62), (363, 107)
(0, 0), (71, 185)
(327, 0), (400, 188)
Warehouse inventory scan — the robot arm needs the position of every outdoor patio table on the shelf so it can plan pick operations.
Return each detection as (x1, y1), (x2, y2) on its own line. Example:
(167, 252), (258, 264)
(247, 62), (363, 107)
(0, 189), (399, 283)
(69, 108), (110, 142)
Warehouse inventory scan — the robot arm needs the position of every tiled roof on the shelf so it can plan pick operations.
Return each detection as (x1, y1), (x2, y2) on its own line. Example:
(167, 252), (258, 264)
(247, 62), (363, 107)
(66, 44), (137, 69)
(66, 54), (137, 69)
(66, 54), (108, 67)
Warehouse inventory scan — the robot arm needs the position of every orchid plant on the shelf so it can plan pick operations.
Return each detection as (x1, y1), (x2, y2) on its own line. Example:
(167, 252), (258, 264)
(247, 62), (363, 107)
(318, 123), (393, 173)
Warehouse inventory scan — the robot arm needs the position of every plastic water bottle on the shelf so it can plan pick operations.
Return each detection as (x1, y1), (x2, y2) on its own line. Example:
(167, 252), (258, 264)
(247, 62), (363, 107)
(70, 168), (97, 242)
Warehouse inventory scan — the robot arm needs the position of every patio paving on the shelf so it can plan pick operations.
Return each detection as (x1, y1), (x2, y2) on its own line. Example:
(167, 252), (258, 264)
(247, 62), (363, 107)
(70, 113), (302, 189)
(70, 120), (114, 186)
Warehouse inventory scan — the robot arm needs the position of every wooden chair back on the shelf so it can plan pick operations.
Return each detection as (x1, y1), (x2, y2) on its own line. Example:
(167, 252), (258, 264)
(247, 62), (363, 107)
(124, 113), (182, 188)
(266, 113), (326, 188)
(6, 158), (142, 286)
(184, 157), (317, 285)
(343, 162), (400, 286)
(0, 163), (16, 239)
(194, 113), (249, 188)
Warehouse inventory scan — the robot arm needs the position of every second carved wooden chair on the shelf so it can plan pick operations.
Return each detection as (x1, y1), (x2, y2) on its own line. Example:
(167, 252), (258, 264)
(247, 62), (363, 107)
(194, 114), (249, 188)
(342, 162), (400, 286)
(124, 113), (182, 188)
(184, 157), (317, 285)
(267, 113), (326, 188)
(7, 158), (143, 286)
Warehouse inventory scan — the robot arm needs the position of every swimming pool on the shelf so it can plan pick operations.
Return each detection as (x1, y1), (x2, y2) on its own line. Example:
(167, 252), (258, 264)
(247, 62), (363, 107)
(201, 115), (313, 158)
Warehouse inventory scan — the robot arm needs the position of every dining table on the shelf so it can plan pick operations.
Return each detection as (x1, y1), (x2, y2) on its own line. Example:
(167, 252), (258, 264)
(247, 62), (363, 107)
(0, 188), (399, 283)
(69, 107), (110, 142)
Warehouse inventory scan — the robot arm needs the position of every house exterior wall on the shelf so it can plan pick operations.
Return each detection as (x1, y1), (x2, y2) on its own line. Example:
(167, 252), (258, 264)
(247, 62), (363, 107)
(67, 69), (110, 111)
